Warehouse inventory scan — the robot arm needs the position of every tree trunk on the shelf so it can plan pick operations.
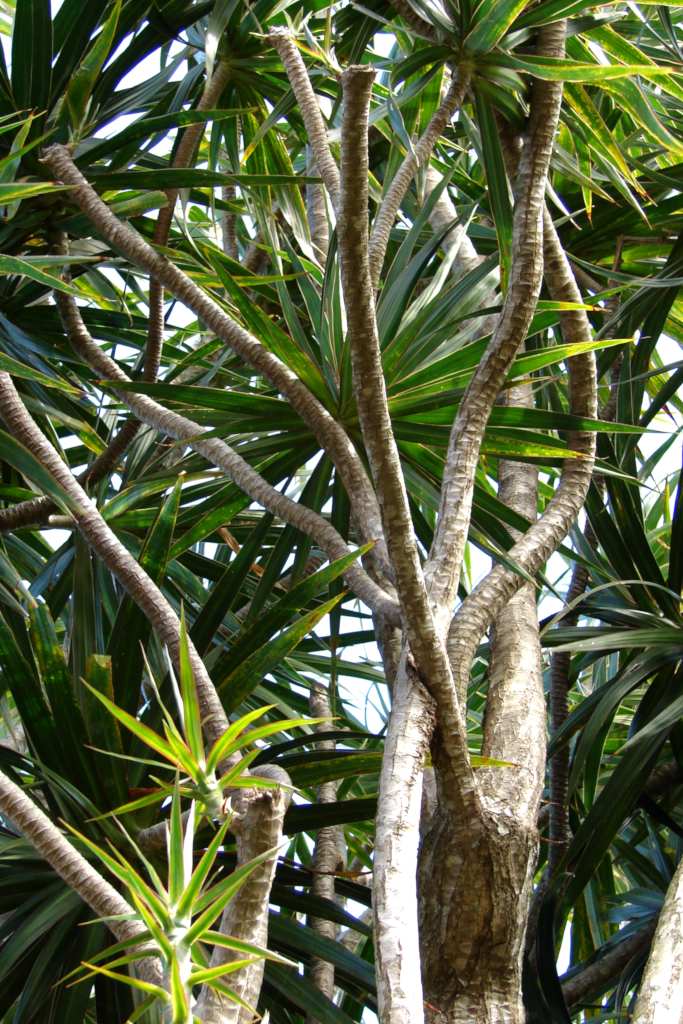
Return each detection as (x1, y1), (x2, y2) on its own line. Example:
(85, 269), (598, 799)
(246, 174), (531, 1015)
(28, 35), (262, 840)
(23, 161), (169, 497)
(418, 383), (544, 1024)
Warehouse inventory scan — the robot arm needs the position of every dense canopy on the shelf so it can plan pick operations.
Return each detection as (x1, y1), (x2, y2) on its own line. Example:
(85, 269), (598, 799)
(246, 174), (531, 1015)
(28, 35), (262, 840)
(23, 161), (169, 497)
(0, 2), (681, 1023)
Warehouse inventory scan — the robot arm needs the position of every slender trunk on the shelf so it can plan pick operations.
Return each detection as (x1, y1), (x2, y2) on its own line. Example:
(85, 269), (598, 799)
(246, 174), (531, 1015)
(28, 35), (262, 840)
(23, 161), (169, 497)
(631, 854), (683, 1023)
(306, 682), (342, 1015)
(375, 656), (435, 1024)
(195, 767), (290, 1024)
(419, 385), (544, 1024)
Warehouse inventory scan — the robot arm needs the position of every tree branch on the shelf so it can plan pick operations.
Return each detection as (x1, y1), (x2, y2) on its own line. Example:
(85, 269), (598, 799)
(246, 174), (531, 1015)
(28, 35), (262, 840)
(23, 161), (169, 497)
(307, 682), (343, 1008)
(268, 30), (340, 211)
(338, 67), (467, 733)
(52, 289), (399, 624)
(561, 923), (655, 1011)
(40, 145), (387, 570)
(0, 769), (162, 986)
(0, 371), (230, 746)
(425, 20), (567, 615)
(388, 0), (441, 43)
(446, 208), (597, 699)
(368, 69), (471, 288)
(147, 60), (231, 382)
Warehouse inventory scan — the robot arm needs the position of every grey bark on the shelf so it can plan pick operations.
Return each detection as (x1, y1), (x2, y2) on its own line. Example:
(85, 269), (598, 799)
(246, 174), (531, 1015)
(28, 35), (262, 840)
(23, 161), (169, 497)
(0, 769), (163, 988)
(41, 146), (388, 572)
(632, 856), (683, 1023)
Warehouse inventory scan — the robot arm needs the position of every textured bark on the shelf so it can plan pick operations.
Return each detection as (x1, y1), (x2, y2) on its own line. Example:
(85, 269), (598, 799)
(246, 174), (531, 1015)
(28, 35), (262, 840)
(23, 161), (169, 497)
(41, 146), (387, 568)
(632, 856), (683, 1023)
(410, 24), (578, 1024)
(268, 30), (340, 211)
(195, 766), (290, 1024)
(548, 560), (588, 875)
(147, 61), (231, 379)
(221, 182), (238, 260)
(388, 0), (440, 43)
(419, 384), (544, 1024)
(0, 371), (230, 747)
(446, 209), (597, 702)
(425, 21), (567, 616)
(368, 70), (471, 288)
(0, 769), (162, 987)
(51, 290), (399, 625)
(306, 683), (342, 1014)
(305, 144), (330, 265)
(375, 657), (435, 1024)
(338, 68), (465, 743)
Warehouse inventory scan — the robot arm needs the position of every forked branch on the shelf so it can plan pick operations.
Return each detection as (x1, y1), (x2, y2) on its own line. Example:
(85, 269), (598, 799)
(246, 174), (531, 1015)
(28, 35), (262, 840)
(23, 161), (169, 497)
(425, 20), (567, 616)
(338, 68), (466, 745)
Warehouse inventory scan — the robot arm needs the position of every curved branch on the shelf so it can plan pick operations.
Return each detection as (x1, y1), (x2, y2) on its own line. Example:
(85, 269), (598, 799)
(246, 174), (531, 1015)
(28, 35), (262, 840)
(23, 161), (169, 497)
(425, 20), (567, 615)
(368, 69), (471, 288)
(447, 208), (597, 699)
(53, 293), (399, 625)
(268, 30), (340, 211)
(0, 371), (231, 745)
(0, 769), (162, 986)
(40, 145), (387, 567)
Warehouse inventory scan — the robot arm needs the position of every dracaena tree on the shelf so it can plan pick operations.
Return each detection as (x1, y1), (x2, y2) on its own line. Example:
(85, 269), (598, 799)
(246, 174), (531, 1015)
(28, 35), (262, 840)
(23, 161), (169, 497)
(0, 1), (681, 1023)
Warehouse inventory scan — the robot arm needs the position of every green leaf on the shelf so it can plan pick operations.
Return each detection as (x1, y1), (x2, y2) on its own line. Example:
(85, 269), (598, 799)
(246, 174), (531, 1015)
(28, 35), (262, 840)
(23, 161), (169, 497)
(65, 0), (121, 129)
(218, 594), (346, 713)
(11, 0), (52, 111)
(28, 601), (97, 796)
(108, 477), (182, 714)
(169, 952), (190, 1022)
(0, 255), (82, 295)
(81, 680), (177, 765)
(177, 609), (204, 766)
(184, 846), (279, 944)
(0, 350), (79, 393)
(0, 430), (77, 517)
(493, 53), (679, 83)
(473, 89), (512, 289)
(465, 0), (529, 52)
(175, 815), (231, 920)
